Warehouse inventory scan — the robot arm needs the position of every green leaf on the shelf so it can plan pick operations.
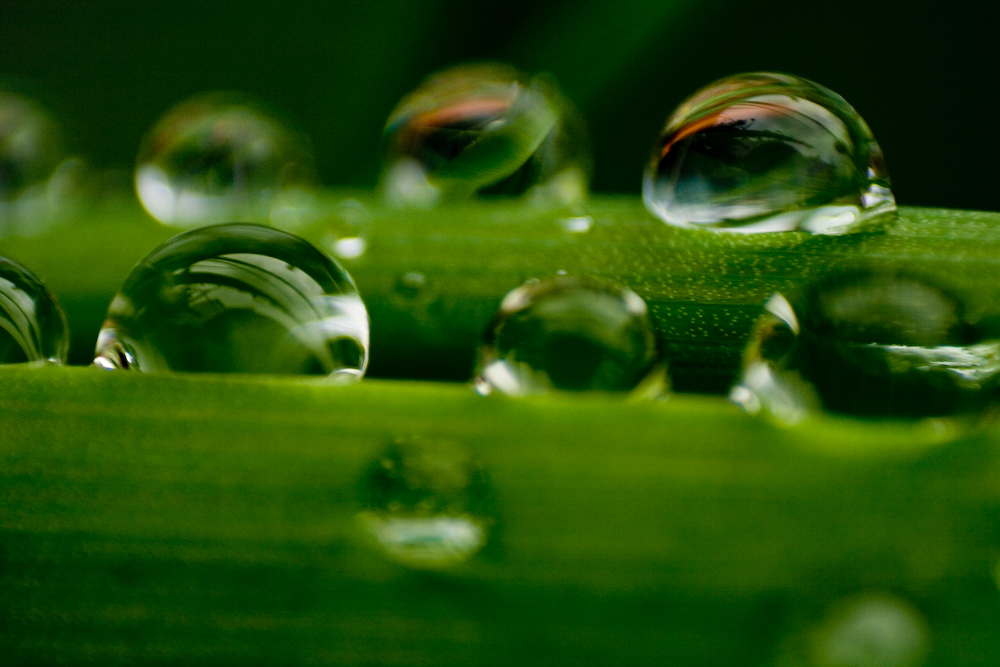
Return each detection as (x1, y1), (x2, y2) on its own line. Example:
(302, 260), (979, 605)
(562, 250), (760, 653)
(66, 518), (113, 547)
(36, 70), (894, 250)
(3, 198), (1000, 665)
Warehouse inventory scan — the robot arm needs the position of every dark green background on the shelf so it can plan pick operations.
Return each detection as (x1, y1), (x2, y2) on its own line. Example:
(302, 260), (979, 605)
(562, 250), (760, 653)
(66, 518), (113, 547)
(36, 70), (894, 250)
(1, 0), (996, 211)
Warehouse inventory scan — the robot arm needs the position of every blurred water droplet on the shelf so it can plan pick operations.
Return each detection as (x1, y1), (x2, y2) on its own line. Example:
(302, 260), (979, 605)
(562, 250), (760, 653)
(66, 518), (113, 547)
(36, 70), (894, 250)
(94, 223), (369, 379)
(779, 593), (930, 667)
(321, 198), (371, 261)
(0, 257), (68, 364)
(359, 437), (492, 568)
(380, 62), (591, 207)
(732, 270), (1000, 425)
(557, 214), (594, 234)
(135, 93), (317, 227)
(474, 276), (668, 397)
(395, 271), (428, 299)
(643, 72), (894, 234)
(0, 92), (81, 235)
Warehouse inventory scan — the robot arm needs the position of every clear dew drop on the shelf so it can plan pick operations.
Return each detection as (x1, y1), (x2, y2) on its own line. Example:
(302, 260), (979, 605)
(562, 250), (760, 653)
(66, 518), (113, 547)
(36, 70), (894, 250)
(731, 270), (1000, 425)
(380, 62), (591, 207)
(135, 92), (318, 228)
(358, 437), (492, 569)
(474, 276), (669, 397)
(779, 593), (931, 667)
(0, 257), (69, 364)
(643, 72), (895, 234)
(93, 223), (369, 379)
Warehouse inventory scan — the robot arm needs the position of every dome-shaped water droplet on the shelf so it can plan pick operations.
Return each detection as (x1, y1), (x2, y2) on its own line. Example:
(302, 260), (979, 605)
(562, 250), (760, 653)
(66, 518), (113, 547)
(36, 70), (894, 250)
(0, 257), (69, 364)
(474, 276), (668, 397)
(94, 223), (369, 379)
(777, 593), (930, 667)
(359, 437), (492, 568)
(643, 72), (894, 234)
(380, 62), (591, 207)
(731, 270), (1000, 425)
(135, 93), (318, 227)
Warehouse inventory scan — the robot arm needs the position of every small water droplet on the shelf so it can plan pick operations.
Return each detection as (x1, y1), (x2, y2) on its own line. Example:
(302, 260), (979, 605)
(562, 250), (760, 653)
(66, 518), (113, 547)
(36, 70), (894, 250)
(732, 270), (1000, 424)
(474, 276), (668, 397)
(557, 214), (594, 234)
(643, 72), (894, 234)
(135, 93), (318, 227)
(0, 257), (69, 364)
(321, 198), (371, 261)
(359, 437), (492, 568)
(394, 271), (428, 299)
(93, 223), (369, 379)
(780, 593), (930, 667)
(380, 62), (591, 207)
(0, 92), (81, 235)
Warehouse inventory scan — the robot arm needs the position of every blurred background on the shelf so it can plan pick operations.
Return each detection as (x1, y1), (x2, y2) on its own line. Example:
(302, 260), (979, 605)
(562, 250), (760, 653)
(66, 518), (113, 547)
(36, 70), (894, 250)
(1, 0), (996, 212)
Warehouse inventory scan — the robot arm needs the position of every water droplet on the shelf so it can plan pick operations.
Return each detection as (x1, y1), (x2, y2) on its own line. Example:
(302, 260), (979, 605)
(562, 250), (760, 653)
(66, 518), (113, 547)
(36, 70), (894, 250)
(359, 437), (492, 568)
(732, 270), (1000, 424)
(780, 593), (930, 667)
(135, 93), (318, 227)
(380, 62), (591, 207)
(395, 271), (428, 299)
(557, 214), (594, 234)
(0, 257), (69, 364)
(0, 92), (81, 234)
(320, 198), (371, 261)
(474, 276), (668, 397)
(94, 223), (369, 379)
(643, 72), (894, 234)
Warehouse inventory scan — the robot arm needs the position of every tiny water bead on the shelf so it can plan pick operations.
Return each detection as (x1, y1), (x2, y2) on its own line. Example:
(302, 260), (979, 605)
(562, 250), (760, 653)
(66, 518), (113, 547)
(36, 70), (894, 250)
(777, 593), (930, 667)
(94, 223), (369, 379)
(380, 62), (591, 207)
(0, 257), (69, 364)
(358, 437), (492, 569)
(643, 72), (894, 234)
(474, 276), (668, 397)
(135, 93), (318, 227)
(731, 271), (1000, 425)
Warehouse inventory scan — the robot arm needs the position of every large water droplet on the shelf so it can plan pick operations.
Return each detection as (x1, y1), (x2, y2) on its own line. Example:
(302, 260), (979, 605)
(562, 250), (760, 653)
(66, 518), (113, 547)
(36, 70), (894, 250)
(94, 223), (369, 379)
(474, 276), (668, 397)
(779, 593), (931, 667)
(0, 257), (68, 364)
(643, 72), (894, 234)
(380, 62), (591, 207)
(135, 93), (318, 227)
(359, 437), (492, 568)
(731, 271), (1000, 425)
